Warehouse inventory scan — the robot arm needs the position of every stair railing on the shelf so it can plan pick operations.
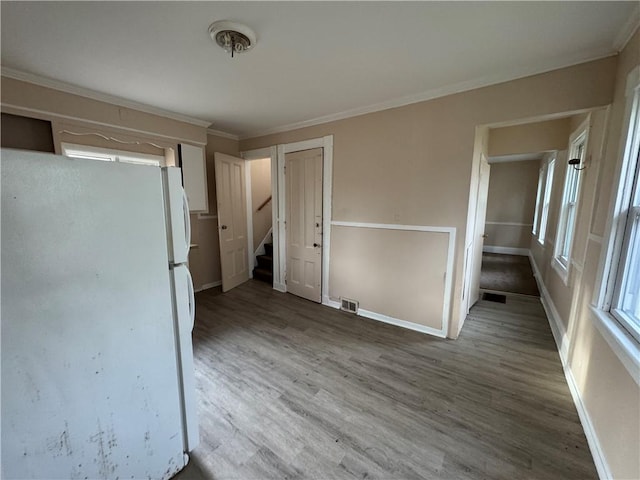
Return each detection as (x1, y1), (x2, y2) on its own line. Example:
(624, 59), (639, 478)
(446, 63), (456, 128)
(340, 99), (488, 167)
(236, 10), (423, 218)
(256, 195), (272, 212)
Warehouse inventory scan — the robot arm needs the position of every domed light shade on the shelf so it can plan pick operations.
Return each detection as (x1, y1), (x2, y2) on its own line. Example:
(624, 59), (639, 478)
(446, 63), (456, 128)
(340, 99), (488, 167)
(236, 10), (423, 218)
(208, 21), (256, 57)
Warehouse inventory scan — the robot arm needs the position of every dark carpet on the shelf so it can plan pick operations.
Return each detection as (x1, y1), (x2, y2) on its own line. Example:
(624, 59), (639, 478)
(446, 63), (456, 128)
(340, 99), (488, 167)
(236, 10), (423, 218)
(480, 253), (540, 296)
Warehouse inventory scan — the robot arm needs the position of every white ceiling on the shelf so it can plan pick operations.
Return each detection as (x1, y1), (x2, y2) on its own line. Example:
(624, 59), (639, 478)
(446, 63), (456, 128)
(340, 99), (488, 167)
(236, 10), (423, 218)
(1, 2), (638, 138)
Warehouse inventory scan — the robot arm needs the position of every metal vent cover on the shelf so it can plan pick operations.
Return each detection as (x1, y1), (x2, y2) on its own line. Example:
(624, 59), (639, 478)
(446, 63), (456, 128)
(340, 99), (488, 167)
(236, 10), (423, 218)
(340, 298), (359, 313)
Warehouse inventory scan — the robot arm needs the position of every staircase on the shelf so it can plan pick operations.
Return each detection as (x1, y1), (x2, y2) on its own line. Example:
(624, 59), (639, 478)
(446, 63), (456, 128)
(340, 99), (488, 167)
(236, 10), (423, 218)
(253, 242), (273, 284)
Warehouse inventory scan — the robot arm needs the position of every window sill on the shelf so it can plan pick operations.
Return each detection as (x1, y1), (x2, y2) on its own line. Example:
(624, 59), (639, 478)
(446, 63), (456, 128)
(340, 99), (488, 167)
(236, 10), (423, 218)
(589, 305), (640, 385)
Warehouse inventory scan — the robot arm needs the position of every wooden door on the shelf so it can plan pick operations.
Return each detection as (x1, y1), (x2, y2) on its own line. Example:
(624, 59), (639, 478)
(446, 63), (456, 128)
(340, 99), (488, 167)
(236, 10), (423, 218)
(214, 152), (249, 292)
(285, 148), (322, 302)
(469, 154), (491, 308)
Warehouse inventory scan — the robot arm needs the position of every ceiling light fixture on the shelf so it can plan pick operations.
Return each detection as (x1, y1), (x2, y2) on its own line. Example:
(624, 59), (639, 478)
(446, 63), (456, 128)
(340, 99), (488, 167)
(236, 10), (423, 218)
(208, 21), (256, 58)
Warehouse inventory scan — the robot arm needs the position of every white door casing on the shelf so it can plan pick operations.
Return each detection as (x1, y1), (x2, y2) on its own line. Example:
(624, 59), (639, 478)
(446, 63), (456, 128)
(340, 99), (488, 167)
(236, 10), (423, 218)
(285, 148), (323, 302)
(214, 152), (250, 292)
(469, 154), (491, 309)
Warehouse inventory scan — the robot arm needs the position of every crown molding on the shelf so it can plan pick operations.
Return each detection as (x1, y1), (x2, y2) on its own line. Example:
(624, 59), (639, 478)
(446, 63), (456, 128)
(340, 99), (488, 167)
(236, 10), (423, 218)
(613, 6), (640, 52)
(206, 128), (240, 141)
(1, 66), (214, 128)
(239, 50), (616, 140)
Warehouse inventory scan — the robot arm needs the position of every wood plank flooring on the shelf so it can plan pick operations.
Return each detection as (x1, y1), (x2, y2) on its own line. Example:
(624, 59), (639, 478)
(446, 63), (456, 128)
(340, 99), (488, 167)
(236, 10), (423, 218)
(174, 280), (596, 480)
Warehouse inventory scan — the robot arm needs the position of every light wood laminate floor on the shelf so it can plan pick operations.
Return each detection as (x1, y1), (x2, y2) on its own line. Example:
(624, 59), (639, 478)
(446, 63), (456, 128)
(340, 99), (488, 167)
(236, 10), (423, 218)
(175, 280), (596, 480)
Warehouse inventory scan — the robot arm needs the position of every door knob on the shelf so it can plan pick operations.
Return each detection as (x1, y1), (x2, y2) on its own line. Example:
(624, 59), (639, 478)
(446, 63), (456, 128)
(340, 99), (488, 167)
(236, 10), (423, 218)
(482, 234), (488, 239)
(221, 225), (228, 230)
(313, 243), (321, 247)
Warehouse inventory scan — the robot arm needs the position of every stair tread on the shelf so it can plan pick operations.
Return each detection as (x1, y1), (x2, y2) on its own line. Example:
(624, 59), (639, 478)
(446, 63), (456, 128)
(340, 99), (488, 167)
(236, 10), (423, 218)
(253, 267), (273, 275)
(253, 266), (273, 284)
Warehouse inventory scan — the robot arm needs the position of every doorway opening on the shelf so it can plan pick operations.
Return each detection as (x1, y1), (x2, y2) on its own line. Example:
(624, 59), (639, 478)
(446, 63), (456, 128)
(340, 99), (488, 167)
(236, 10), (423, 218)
(242, 146), (278, 288)
(246, 156), (274, 285)
(242, 137), (333, 304)
(461, 110), (602, 330)
(479, 155), (543, 298)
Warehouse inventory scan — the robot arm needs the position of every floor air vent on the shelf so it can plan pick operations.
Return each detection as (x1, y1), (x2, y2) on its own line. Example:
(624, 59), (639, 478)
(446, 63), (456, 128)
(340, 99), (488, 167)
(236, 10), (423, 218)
(340, 298), (359, 313)
(483, 292), (507, 303)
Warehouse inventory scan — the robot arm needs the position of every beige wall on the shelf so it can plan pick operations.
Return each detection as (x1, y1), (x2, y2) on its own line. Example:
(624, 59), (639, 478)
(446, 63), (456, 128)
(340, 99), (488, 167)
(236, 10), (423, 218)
(529, 28), (640, 479)
(1, 77), (205, 145)
(250, 157), (272, 251)
(485, 116), (576, 252)
(241, 56), (617, 338)
(330, 227), (448, 330)
(0, 76), (235, 292)
(529, 109), (608, 329)
(484, 160), (540, 250)
(488, 117), (571, 156)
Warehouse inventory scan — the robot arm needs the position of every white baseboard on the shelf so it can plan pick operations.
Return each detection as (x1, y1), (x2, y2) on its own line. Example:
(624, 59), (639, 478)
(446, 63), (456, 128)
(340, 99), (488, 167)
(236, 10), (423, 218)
(563, 359), (612, 480)
(358, 308), (447, 338)
(323, 298), (341, 309)
(530, 255), (570, 360)
(194, 280), (221, 293)
(322, 297), (446, 338)
(529, 253), (612, 480)
(483, 245), (530, 256)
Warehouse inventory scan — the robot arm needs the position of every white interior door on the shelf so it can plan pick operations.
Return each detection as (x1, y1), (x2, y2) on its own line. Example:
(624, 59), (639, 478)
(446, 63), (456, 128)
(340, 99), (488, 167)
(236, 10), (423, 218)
(214, 153), (249, 292)
(469, 154), (491, 308)
(285, 148), (323, 302)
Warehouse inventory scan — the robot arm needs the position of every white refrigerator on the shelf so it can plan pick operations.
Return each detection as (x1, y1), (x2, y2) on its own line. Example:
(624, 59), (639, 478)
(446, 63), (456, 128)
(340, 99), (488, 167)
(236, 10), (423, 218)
(1, 149), (199, 479)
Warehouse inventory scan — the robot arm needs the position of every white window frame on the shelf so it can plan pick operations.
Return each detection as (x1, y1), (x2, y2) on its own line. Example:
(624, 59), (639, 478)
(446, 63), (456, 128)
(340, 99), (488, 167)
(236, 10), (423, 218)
(538, 155), (555, 245)
(532, 166), (544, 236)
(552, 120), (589, 284)
(61, 143), (163, 166)
(592, 66), (640, 383)
(612, 150), (640, 342)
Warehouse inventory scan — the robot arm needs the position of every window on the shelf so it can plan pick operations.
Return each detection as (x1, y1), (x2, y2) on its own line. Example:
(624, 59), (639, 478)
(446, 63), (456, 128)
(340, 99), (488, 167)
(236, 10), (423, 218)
(591, 67), (640, 378)
(611, 84), (640, 342)
(553, 121), (588, 281)
(532, 166), (544, 236)
(61, 143), (162, 166)
(538, 157), (555, 245)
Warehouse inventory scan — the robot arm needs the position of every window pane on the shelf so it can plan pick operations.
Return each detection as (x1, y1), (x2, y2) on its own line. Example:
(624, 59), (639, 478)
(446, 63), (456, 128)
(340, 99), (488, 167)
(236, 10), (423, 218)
(555, 136), (584, 271)
(633, 151), (640, 207)
(539, 160), (555, 243)
(533, 168), (544, 235)
(562, 203), (576, 260)
(64, 151), (115, 162)
(568, 172), (576, 201)
(620, 211), (640, 321)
